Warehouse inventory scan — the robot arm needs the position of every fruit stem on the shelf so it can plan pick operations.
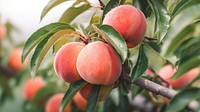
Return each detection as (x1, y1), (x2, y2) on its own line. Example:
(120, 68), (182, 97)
(77, 31), (89, 44)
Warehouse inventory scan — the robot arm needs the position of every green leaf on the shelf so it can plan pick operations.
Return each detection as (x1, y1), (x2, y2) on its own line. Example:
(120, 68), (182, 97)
(119, 81), (129, 95)
(92, 24), (128, 64)
(131, 44), (148, 80)
(118, 92), (130, 112)
(173, 56), (200, 79)
(87, 85), (101, 112)
(171, 0), (200, 17)
(22, 22), (68, 63)
(148, 0), (170, 42)
(101, 0), (120, 22)
(40, 0), (67, 21)
(128, 45), (140, 75)
(59, 0), (91, 23)
(60, 80), (87, 112)
(161, 4), (200, 57)
(30, 26), (75, 77)
(165, 88), (200, 112)
(104, 96), (117, 112)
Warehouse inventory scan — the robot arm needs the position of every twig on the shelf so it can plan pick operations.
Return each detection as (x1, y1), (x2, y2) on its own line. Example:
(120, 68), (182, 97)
(0, 64), (18, 77)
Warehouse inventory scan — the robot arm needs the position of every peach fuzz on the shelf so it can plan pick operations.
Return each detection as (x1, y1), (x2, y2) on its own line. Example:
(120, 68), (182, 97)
(23, 76), (45, 101)
(0, 25), (6, 40)
(76, 41), (122, 85)
(73, 92), (87, 111)
(103, 5), (146, 48)
(54, 42), (85, 83)
(158, 64), (200, 89)
(45, 93), (71, 112)
(79, 83), (113, 101)
(8, 48), (28, 71)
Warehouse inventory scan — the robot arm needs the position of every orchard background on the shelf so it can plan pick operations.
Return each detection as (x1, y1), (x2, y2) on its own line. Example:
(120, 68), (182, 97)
(0, 0), (200, 112)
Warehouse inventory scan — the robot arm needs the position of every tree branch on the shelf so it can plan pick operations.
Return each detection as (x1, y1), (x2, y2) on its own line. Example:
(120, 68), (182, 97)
(0, 64), (18, 77)
(133, 77), (177, 99)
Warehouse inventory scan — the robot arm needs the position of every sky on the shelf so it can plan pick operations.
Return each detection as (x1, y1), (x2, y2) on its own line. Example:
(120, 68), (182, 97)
(0, 0), (98, 44)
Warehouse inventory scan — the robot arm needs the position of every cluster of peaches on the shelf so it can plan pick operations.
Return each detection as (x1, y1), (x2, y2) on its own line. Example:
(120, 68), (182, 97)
(53, 4), (146, 104)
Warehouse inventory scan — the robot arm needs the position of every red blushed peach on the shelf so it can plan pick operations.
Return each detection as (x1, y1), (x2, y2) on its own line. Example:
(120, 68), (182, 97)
(54, 42), (85, 83)
(79, 83), (113, 101)
(73, 92), (87, 111)
(0, 25), (6, 40)
(158, 65), (200, 89)
(103, 5), (146, 48)
(8, 48), (28, 71)
(45, 93), (71, 112)
(23, 77), (45, 101)
(76, 41), (122, 85)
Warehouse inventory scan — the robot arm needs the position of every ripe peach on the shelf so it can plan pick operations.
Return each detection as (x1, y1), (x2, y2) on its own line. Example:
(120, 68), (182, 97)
(79, 83), (113, 101)
(103, 5), (146, 48)
(158, 64), (200, 89)
(0, 25), (6, 40)
(145, 68), (154, 75)
(54, 42), (85, 83)
(8, 48), (28, 71)
(76, 41), (122, 85)
(45, 93), (71, 112)
(23, 76), (45, 101)
(73, 92), (87, 111)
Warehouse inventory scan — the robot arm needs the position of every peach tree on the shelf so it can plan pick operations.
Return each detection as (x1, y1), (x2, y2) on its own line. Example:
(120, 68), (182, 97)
(21, 0), (200, 112)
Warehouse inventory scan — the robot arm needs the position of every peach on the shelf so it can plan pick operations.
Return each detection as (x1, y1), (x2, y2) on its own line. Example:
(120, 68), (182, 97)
(79, 83), (113, 101)
(23, 76), (45, 101)
(103, 5), (146, 48)
(54, 42), (85, 83)
(8, 48), (28, 71)
(76, 41), (122, 85)
(158, 64), (200, 89)
(0, 25), (6, 40)
(45, 93), (71, 112)
(73, 92), (87, 111)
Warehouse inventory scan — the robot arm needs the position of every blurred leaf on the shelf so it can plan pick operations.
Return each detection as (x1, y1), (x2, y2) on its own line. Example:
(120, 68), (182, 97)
(22, 22), (68, 63)
(148, 0), (170, 42)
(31, 82), (58, 104)
(132, 0), (149, 17)
(171, 0), (200, 17)
(118, 92), (130, 112)
(173, 56), (200, 79)
(165, 88), (200, 112)
(161, 4), (200, 57)
(87, 85), (101, 112)
(131, 45), (149, 80)
(30, 26), (74, 78)
(60, 80), (87, 112)
(101, 0), (120, 22)
(40, 0), (67, 21)
(147, 41), (160, 52)
(92, 24), (128, 64)
(104, 96), (117, 112)
(131, 84), (141, 99)
(59, 0), (91, 23)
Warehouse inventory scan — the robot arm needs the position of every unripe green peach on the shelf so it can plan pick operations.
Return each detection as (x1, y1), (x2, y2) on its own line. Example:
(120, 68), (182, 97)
(76, 41), (122, 85)
(54, 42), (85, 83)
(103, 5), (146, 48)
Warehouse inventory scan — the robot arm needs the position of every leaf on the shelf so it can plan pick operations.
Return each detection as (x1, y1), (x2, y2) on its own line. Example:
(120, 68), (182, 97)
(171, 0), (200, 17)
(40, 0), (67, 21)
(30, 26), (75, 77)
(104, 96), (117, 112)
(101, 0), (120, 22)
(92, 24), (128, 64)
(128, 45), (140, 73)
(118, 92), (130, 112)
(148, 0), (170, 42)
(87, 85), (101, 112)
(173, 56), (200, 79)
(22, 22), (68, 63)
(60, 80), (87, 112)
(165, 88), (200, 112)
(131, 44), (148, 80)
(161, 4), (200, 57)
(59, 0), (91, 23)
(119, 81), (129, 95)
